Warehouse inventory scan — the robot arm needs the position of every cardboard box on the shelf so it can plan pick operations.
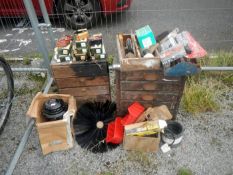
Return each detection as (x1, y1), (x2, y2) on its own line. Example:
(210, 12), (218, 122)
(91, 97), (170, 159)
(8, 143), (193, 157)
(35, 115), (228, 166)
(74, 47), (88, 54)
(74, 29), (89, 41)
(57, 55), (71, 63)
(136, 105), (173, 123)
(123, 134), (160, 152)
(135, 25), (156, 49)
(26, 92), (77, 155)
(75, 41), (88, 48)
(90, 47), (102, 55)
(123, 121), (160, 152)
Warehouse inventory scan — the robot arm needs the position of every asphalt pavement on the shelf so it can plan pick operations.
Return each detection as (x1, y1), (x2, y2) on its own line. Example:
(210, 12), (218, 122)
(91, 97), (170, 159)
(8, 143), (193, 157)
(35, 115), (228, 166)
(0, 0), (233, 57)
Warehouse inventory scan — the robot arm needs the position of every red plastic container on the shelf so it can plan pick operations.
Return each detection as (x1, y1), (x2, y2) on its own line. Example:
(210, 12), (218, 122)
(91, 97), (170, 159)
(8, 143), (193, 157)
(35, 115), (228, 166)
(121, 114), (130, 125)
(122, 102), (145, 125)
(106, 117), (124, 144)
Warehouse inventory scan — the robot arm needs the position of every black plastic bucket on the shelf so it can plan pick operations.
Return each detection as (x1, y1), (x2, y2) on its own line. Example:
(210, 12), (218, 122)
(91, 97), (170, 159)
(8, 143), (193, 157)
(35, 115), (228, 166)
(161, 121), (184, 147)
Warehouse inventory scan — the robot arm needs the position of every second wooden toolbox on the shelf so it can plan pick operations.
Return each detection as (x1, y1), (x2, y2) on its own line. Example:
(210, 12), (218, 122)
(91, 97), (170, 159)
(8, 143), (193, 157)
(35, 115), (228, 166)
(51, 60), (111, 104)
(115, 33), (186, 118)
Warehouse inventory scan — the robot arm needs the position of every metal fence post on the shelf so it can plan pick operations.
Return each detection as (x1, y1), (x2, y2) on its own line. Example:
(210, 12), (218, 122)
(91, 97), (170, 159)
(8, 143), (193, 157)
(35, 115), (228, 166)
(23, 0), (51, 76)
(5, 78), (54, 175)
(38, 0), (56, 48)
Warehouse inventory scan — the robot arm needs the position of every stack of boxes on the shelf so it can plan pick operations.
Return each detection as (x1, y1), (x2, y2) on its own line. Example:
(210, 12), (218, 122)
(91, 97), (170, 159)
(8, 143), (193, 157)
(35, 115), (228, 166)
(51, 29), (111, 105)
(89, 33), (106, 60)
(73, 29), (89, 61)
(54, 35), (72, 63)
(54, 29), (106, 63)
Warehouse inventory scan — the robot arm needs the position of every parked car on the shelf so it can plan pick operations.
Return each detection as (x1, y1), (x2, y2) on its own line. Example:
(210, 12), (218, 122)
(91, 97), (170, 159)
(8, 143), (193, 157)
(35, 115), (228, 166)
(0, 0), (132, 29)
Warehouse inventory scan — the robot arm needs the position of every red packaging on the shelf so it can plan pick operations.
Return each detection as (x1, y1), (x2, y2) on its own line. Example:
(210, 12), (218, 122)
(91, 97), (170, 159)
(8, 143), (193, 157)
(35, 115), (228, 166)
(106, 117), (124, 144)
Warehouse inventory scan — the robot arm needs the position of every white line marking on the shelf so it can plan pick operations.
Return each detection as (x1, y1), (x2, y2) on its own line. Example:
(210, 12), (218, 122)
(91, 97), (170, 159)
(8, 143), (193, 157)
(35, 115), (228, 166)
(12, 28), (28, 34)
(11, 48), (21, 52)
(0, 49), (10, 53)
(52, 28), (65, 33)
(0, 39), (7, 43)
(11, 39), (32, 47)
(5, 34), (13, 37)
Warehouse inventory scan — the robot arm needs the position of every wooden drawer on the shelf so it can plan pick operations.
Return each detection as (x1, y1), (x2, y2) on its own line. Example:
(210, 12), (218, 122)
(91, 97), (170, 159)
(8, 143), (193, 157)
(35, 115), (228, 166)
(51, 60), (109, 78)
(59, 86), (110, 97)
(75, 94), (111, 102)
(120, 91), (179, 102)
(120, 70), (162, 81)
(120, 70), (182, 82)
(55, 76), (109, 89)
(121, 81), (183, 92)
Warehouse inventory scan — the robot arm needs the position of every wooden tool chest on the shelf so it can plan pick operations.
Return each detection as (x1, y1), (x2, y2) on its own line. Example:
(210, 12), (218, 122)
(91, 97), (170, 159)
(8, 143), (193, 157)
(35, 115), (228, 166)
(115, 69), (185, 118)
(51, 60), (111, 104)
(115, 33), (186, 118)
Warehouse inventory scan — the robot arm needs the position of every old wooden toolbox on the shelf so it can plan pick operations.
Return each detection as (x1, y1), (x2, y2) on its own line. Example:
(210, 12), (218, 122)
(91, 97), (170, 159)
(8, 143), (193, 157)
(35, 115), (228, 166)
(116, 33), (161, 71)
(51, 60), (111, 103)
(116, 34), (186, 118)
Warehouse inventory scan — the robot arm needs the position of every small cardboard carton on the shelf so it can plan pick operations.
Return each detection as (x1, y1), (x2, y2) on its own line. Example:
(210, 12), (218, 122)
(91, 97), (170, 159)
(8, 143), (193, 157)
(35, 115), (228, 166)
(26, 92), (77, 155)
(123, 134), (160, 152)
(136, 105), (173, 123)
(123, 121), (161, 152)
(74, 29), (89, 41)
(135, 25), (156, 49)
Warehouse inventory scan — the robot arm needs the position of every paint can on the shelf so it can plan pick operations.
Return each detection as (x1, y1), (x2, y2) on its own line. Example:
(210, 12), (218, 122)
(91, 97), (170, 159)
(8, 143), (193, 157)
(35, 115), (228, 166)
(161, 121), (184, 147)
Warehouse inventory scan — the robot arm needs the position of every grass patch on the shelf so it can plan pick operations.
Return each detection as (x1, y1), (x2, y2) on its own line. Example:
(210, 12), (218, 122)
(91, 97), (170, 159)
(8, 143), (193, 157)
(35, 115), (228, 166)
(201, 51), (233, 67)
(181, 51), (233, 114)
(15, 73), (46, 96)
(25, 52), (43, 59)
(181, 77), (220, 114)
(199, 51), (233, 86)
(15, 85), (39, 96)
(23, 57), (31, 65)
(177, 167), (193, 175)
(221, 74), (233, 86)
(0, 92), (6, 99)
(107, 55), (114, 65)
(28, 73), (46, 84)
(23, 51), (53, 63)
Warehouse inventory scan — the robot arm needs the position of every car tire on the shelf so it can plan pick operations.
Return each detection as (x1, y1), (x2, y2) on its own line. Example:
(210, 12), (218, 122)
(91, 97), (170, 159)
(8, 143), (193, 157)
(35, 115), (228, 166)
(63, 0), (101, 29)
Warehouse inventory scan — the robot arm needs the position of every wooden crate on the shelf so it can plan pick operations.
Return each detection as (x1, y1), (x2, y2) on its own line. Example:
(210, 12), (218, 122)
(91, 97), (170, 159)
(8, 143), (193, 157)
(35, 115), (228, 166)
(116, 34), (161, 71)
(115, 33), (185, 119)
(51, 60), (111, 104)
(115, 69), (185, 119)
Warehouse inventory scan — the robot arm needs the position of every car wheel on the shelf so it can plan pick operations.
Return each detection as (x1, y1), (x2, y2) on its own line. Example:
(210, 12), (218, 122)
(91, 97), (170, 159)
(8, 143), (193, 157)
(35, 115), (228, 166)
(63, 0), (101, 29)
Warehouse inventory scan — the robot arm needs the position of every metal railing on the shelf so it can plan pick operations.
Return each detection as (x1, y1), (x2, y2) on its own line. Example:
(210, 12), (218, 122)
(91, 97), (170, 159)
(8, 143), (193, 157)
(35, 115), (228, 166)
(1, 0), (233, 174)
(5, 77), (54, 175)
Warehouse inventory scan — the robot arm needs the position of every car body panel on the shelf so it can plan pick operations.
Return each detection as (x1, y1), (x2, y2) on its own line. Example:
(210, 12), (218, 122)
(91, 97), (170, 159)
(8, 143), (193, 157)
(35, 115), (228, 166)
(0, 0), (53, 16)
(101, 0), (132, 14)
(0, 0), (132, 16)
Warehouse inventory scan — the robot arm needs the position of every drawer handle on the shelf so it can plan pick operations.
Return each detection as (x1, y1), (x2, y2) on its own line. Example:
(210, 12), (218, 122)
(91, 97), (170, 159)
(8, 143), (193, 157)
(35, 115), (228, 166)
(80, 78), (85, 82)
(144, 74), (159, 81)
(81, 88), (86, 92)
(80, 77), (95, 82)
(142, 95), (154, 101)
(143, 84), (156, 90)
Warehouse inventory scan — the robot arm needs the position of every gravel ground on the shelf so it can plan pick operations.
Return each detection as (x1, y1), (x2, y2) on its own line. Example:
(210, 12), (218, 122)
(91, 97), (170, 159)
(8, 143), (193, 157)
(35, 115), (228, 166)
(0, 70), (233, 175)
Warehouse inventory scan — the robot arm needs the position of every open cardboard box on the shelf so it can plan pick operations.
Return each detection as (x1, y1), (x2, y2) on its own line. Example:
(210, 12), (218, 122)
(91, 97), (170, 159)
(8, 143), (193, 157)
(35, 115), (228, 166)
(123, 121), (160, 152)
(116, 33), (161, 71)
(26, 92), (77, 155)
